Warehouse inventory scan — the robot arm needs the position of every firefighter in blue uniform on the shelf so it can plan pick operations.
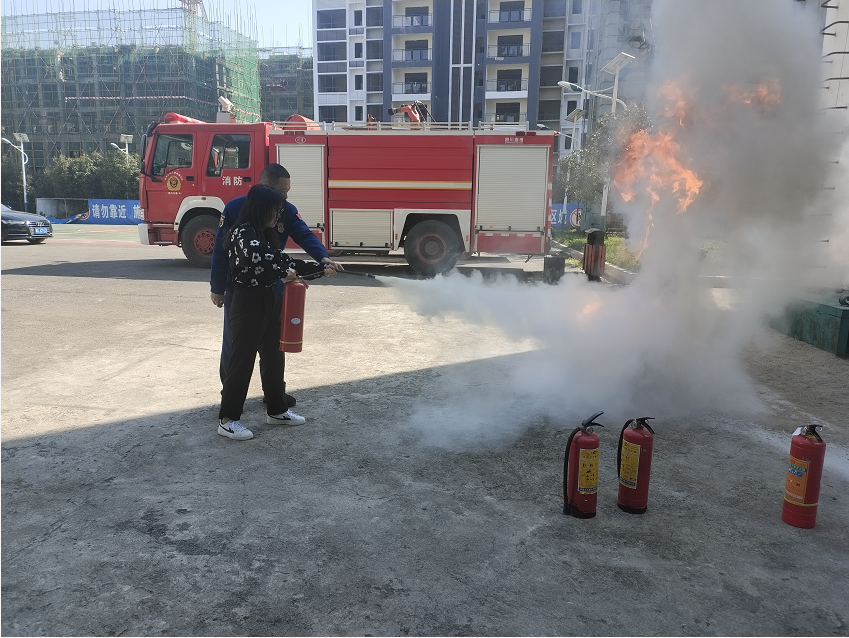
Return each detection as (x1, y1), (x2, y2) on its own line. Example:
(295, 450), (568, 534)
(210, 163), (343, 410)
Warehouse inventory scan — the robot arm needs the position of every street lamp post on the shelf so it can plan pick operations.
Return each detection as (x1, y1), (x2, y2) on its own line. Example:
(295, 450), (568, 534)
(558, 52), (634, 230)
(2, 133), (30, 212)
(110, 133), (133, 155)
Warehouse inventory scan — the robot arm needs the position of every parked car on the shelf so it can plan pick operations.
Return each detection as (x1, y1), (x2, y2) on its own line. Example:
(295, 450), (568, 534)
(1, 204), (53, 244)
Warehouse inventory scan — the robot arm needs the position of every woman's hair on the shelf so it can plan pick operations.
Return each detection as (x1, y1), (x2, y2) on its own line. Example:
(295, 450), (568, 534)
(223, 184), (284, 249)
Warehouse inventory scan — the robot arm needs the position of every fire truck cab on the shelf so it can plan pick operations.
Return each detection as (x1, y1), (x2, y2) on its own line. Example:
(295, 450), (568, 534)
(138, 113), (555, 276)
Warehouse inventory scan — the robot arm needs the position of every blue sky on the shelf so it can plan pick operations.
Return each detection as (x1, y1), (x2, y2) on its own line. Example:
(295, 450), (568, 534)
(1, 0), (315, 48)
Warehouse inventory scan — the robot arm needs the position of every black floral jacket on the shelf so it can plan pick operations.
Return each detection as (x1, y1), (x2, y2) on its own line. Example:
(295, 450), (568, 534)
(228, 223), (325, 287)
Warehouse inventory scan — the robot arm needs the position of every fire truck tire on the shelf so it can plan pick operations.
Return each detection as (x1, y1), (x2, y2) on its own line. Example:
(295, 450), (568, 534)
(181, 215), (218, 267)
(404, 220), (461, 277)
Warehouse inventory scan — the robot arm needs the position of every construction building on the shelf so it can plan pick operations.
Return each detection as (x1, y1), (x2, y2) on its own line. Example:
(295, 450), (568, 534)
(0, 0), (261, 169)
(259, 47), (315, 122)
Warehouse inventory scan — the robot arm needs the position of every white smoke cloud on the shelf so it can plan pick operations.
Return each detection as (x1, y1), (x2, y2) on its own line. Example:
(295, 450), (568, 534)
(388, 0), (848, 449)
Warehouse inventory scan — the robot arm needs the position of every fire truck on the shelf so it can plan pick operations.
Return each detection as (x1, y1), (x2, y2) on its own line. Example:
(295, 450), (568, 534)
(137, 109), (556, 276)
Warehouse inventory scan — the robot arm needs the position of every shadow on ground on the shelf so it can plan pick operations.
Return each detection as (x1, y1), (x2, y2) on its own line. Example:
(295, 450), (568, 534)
(2, 355), (847, 636)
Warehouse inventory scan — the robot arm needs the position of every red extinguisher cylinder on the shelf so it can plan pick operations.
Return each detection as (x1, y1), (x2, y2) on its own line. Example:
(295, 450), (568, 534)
(617, 417), (655, 514)
(782, 425), (826, 529)
(563, 411), (605, 519)
(280, 280), (307, 353)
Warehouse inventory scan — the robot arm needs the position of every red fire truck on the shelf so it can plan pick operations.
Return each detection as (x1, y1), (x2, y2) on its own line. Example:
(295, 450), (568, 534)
(138, 111), (555, 276)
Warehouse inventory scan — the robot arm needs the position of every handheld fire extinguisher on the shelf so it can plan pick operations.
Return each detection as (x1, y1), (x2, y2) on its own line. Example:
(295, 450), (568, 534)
(563, 411), (605, 518)
(280, 279), (308, 353)
(616, 417), (655, 514)
(782, 424), (826, 529)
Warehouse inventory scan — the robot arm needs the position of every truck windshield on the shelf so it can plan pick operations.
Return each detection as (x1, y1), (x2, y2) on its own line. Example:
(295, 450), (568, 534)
(151, 134), (193, 176)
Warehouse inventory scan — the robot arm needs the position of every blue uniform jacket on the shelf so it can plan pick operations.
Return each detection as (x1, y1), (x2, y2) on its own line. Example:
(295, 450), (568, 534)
(210, 196), (328, 295)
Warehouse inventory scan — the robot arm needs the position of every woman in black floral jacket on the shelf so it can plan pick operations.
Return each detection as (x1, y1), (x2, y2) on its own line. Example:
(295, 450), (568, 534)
(218, 184), (334, 441)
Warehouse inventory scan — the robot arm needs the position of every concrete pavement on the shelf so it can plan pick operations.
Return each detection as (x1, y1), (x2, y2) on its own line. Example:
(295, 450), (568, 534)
(2, 235), (847, 636)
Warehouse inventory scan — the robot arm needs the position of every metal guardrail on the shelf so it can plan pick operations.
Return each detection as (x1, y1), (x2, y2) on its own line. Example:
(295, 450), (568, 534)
(392, 82), (431, 95)
(485, 78), (528, 92)
(270, 121), (532, 132)
(486, 44), (530, 58)
(392, 14), (432, 27)
(488, 9), (532, 23)
(392, 48), (432, 62)
(484, 112), (527, 123)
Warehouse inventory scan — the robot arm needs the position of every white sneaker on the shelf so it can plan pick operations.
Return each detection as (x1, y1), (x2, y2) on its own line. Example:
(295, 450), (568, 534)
(266, 409), (306, 426)
(218, 419), (253, 440)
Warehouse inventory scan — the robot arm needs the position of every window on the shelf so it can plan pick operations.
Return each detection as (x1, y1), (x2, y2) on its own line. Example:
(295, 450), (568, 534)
(367, 104), (383, 122)
(495, 102), (521, 122)
(317, 42), (346, 62)
(539, 66), (563, 87)
(366, 7), (383, 26)
(499, 1), (525, 22)
(569, 31), (581, 50)
(566, 100), (577, 115)
(538, 99), (561, 120)
(318, 74), (347, 93)
(497, 34), (524, 57)
(355, 74), (363, 90)
(543, 0), (567, 18)
(405, 6), (430, 27)
(354, 42), (363, 58)
(404, 72), (428, 94)
(355, 105), (363, 121)
(367, 72), (384, 92)
(354, 9), (363, 26)
(572, 0), (583, 13)
(317, 9), (346, 29)
(541, 31), (564, 53)
(318, 105), (347, 122)
(151, 133), (193, 176)
(496, 68), (522, 91)
(366, 40), (384, 60)
(568, 65), (579, 84)
(206, 134), (251, 177)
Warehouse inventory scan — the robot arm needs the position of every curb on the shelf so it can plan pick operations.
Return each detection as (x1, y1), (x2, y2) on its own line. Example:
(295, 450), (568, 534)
(551, 240), (637, 285)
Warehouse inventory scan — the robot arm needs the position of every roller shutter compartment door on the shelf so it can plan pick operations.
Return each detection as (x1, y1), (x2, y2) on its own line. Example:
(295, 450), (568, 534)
(275, 144), (325, 228)
(475, 146), (549, 231)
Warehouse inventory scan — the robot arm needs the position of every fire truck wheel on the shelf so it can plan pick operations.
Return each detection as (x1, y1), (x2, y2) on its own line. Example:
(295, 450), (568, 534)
(404, 220), (461, 277)
(181, 215), (218, 267)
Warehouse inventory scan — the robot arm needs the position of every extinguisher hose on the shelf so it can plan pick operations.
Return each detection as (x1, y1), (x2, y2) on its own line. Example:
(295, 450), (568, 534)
(616, 420), (633, 479)
(563, 427), (581, 514)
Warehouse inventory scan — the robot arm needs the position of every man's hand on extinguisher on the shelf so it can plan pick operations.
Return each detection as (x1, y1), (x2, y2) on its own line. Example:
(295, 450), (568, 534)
(210, 292), (225, 308)
(321, 257), (344, 273)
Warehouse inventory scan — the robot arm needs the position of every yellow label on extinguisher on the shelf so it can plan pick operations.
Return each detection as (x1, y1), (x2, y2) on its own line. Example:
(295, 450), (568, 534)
(577, 447), (599, 494)
(784, 454), (809, 504)
(619, 439), (640, 489)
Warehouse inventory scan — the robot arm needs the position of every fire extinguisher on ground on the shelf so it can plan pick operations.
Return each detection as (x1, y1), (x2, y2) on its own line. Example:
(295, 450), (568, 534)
(280, 279), (308, 353)
(782, 424), (826, 529)
(616, 417), (655, 514)
(563, 411), (605, 518)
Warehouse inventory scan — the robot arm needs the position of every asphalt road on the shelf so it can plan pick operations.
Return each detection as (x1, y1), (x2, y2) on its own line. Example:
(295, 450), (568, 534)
(2, 229), (848, 636)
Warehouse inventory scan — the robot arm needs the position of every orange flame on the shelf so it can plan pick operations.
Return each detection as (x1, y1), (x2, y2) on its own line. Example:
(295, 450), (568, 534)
(723, 78), (782, 115)
(614, 129), (703, 214)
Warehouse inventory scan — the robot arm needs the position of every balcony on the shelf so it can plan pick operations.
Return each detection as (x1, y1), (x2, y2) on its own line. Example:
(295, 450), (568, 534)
(392, 14), (432, 28)
(486, 44), (530, 59)
(488, 8), (531, 23)
(391, 81), (431, 102)
(392, 48), (432, 63)
(392, 81), (431, 95)
(484, 112), (527, 123)
(485, 78), (528, 92)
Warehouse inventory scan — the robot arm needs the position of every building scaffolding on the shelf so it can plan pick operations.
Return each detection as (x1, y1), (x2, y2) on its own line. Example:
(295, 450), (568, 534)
(258, 46), (314, 122)
(0, 0), (260, 168)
